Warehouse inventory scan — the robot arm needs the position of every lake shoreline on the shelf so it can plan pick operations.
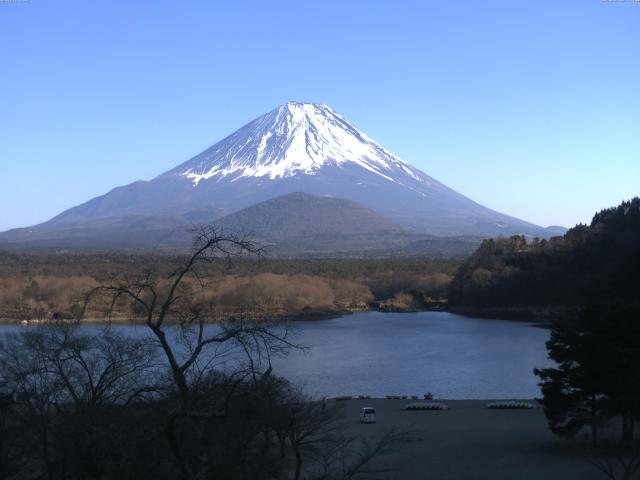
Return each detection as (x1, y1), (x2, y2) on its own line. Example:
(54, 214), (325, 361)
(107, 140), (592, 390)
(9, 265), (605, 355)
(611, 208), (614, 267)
(0, 303), (562, 325)
(330, 396), (540, 402)
(0, 308), (355, 325)
(447, 304), (578, 323)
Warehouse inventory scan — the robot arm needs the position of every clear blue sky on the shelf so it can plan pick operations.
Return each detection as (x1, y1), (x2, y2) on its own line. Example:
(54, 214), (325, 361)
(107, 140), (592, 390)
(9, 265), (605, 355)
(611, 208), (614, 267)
(1, 0), (638, 231)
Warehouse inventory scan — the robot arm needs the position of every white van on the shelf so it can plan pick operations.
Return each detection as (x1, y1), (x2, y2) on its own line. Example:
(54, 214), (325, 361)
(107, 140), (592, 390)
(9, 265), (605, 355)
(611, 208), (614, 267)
(359, 407), (376, 423)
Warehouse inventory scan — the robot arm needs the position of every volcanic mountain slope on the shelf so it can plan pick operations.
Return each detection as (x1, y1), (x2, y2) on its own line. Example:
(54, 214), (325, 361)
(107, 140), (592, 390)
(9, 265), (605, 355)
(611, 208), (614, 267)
(213, 192), (481, 258)
(215, 192), (402, 239)
(0, 101), (563, 251)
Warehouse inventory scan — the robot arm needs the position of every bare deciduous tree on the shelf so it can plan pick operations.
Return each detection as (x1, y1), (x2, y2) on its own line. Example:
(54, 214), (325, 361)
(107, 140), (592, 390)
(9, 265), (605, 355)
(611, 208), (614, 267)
(84, 226), (302, 479)
(0, 321), (160, 480)
(86, 225), (296, 407)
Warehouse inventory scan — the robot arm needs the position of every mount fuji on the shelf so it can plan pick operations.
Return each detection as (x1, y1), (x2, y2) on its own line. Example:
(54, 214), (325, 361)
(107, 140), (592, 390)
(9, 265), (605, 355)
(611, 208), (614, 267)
(0, 102), (563, 253)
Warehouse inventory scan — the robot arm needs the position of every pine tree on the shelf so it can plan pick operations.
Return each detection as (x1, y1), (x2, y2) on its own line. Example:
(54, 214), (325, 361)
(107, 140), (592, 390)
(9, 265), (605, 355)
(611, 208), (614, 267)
(535, 306), (640, 444)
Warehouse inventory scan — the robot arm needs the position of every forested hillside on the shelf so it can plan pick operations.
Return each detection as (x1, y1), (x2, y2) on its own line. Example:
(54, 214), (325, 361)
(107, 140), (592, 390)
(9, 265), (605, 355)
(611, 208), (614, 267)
(449, 198), (640, 314)
(0, 254), (458, 322)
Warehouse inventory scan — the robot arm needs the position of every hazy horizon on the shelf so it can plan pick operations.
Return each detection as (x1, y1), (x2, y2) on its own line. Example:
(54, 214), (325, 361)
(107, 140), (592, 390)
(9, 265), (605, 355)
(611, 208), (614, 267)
(1, 0), (638, 231)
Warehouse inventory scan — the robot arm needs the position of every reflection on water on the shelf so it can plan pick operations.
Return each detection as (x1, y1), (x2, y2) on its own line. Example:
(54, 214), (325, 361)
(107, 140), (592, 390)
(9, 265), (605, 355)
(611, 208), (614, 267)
(0, 311), (552, 399)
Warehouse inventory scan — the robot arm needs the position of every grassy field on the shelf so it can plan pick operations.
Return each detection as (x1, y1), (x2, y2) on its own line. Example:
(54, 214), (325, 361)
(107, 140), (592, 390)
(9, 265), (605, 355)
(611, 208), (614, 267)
(338, 399), (600, 480)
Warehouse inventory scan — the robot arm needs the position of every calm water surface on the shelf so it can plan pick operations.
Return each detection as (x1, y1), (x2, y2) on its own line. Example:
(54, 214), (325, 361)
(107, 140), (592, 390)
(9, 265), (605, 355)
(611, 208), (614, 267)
(0, 312), (552, 399)
(272, 311), (552, 399)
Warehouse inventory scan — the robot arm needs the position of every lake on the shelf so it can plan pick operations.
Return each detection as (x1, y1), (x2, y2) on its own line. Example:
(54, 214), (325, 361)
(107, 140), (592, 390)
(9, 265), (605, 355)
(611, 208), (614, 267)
(0, 311), (552, 399)
(272, 311), (552, 399)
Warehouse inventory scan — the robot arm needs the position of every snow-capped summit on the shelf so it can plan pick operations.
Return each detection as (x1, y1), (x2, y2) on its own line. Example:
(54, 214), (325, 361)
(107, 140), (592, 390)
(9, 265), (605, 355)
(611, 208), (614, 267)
(163, 101), (432, 187)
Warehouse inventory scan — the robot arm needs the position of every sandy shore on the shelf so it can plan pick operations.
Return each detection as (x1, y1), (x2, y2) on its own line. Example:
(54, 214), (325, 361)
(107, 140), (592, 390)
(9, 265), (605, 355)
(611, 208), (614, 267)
(337, 399), (599, 480)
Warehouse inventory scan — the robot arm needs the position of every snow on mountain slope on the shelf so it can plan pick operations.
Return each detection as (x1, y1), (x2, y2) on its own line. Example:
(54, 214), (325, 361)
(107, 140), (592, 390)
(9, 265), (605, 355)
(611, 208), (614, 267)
(162, 102), (435, 187)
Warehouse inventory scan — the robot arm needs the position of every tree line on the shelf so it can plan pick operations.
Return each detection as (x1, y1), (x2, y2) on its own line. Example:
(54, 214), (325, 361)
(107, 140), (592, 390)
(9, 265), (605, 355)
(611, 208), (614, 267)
(0, 254), (458, 322)
(448, 197), (640, 312)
